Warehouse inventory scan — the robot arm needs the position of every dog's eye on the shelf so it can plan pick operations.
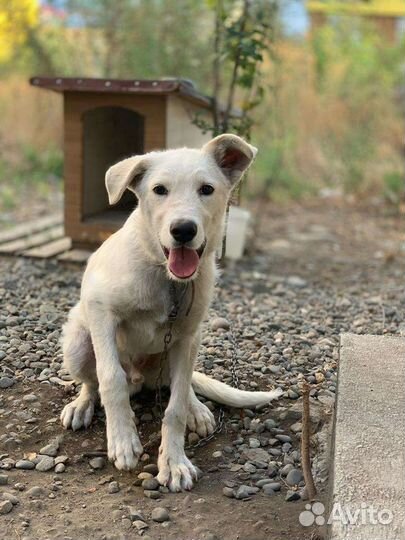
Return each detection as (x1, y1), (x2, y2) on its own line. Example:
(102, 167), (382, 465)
(199, 184), (214, 196)
(153, 185), (168, 196)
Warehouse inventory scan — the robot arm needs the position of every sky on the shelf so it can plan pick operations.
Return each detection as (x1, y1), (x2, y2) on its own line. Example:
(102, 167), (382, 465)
(280, 1), (310, 35)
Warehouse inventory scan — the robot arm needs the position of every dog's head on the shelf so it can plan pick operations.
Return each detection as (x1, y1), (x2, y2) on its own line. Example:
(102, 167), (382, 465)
(105, 134), (257, 281)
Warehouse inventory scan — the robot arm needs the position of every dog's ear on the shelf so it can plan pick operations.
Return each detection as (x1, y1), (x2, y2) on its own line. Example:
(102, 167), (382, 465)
(202, 134), (258, 185)
(105, 155), (147, 205)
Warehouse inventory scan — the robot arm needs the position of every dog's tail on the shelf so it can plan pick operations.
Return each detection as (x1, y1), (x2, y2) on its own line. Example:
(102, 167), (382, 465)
(191, 371), (283, 408)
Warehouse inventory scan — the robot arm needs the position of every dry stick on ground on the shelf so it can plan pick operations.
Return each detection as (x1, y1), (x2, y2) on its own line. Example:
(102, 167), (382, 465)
(301, 382), (317, 500)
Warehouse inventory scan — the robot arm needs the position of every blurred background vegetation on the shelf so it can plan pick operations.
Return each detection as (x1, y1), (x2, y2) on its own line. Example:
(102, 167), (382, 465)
(1, 0), (405, 215)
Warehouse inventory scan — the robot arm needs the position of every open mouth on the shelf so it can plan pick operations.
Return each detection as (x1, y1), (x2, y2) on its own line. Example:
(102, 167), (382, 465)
(163, 241), (206, 279)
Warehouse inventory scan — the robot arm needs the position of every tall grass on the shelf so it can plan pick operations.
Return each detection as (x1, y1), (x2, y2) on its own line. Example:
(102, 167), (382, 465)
(250, 22), (405, 202)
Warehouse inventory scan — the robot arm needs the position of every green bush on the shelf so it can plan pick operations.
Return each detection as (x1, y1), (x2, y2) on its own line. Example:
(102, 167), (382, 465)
(383, 171), (405, 205)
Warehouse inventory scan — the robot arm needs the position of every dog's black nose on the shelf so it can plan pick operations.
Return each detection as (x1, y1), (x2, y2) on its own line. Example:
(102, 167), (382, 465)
(170, 220), (197, 244)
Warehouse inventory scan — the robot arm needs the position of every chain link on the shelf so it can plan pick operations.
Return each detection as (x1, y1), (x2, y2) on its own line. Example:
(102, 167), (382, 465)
(155, 282), (240, 450)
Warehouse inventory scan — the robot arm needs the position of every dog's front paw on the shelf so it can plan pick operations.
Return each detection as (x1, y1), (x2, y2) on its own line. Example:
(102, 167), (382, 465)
(107, 422), (143, 471)
(187, 400), (216, 438)
(157, 448), (200, 492)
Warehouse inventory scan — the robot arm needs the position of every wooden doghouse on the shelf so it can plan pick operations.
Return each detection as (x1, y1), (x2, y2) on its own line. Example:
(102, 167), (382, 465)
(30, 77), (214, 248)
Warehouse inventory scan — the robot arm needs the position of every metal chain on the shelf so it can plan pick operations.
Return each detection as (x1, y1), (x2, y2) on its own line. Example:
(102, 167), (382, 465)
(155, 281), (240, 450)
(155, 282), (182, 415)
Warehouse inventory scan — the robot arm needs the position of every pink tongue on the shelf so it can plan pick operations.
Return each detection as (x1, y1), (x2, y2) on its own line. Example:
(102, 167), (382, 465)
(168, 247), (199, 278)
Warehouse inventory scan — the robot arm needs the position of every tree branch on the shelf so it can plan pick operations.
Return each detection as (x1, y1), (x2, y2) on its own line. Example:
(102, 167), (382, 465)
(212, 0), (223, 136)
(222, 0), (250, 133)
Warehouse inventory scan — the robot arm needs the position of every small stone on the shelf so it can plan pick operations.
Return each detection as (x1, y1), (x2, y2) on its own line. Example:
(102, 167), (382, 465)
(264, 482), (281, 492)
(286, 469), (303, 486)
(54, 455), (69, 465)
(143, 463), (158, 476)
(276, 434), (292, 444)
(15, 460), (35, 470)
(264, 419), (277, 430)
(138, 472), (153, 480)
(212, 451), (222, 459)
(121, 518), (132, 530)
(133, 520), (149, 531)
(286, 276), (307, 288)
(280, 464), (294, 476)
(285, 490), (301, 502)
(290, 422), (302, 433)
(27, 486), (45, 498)
(35, 456), (55, 472)
(144, 490), (160, 499)
(55, 463), (65, 474)
(243, 462), (256, 474)
(255, 478), (275, 488)
(262, 486), (275, 496)
(211, 317), (230, 331)
(142, 477), (159, 491)
(39, 443), (59, 457)
(108, 481), (120, 494)
(2, 492), (19, 505)
(0, 474), (8, 485)
(243, 448), (269, 463)
(235, 485), (259, 500)
(128, 507), (146, 522)
(23, 394), (38, 403)
(0, 377), (14, 389)
(151, 507), (170, 522)
(89, 457), (105, 470)
(98, 474), (113, 485)
(0, 500), (13, 514)
(222, 487), (234, 498)
(249, 438), (261, 448)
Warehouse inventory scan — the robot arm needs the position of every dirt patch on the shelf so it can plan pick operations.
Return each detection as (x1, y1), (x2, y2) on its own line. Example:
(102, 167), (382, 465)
(0, 381), (319, 540)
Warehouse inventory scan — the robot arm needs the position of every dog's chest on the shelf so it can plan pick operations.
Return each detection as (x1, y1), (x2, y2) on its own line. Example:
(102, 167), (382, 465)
(117, 309), (169, 355)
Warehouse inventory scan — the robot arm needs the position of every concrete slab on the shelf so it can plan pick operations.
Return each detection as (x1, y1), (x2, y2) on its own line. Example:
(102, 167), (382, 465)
(328, 333), (405, 540)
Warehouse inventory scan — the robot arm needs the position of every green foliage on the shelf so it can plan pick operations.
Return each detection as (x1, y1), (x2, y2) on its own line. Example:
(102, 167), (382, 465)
(0, 146), (63, 212)
(383, 171), (405, 205)
(309, 19), (405, 196)
(193, 0), (278, 139)
(252, 136), (314, 201)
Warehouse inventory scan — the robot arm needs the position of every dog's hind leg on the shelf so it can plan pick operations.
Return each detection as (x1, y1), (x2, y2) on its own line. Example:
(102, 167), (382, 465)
(60, 304), (98, 431)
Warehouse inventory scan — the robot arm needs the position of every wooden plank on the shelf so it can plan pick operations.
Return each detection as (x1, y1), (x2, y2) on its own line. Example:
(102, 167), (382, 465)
(58, 249), (92, 263)
(21, 237), (72, 258)
(0, 226), (64, 254)
(0, 215), (62, 244)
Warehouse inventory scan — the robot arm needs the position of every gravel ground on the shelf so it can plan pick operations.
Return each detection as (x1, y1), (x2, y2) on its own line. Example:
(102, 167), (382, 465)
(0, 201), (404, 540)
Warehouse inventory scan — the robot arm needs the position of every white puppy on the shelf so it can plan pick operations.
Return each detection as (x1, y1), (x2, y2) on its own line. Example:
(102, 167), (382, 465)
(60, 134), (282, 491)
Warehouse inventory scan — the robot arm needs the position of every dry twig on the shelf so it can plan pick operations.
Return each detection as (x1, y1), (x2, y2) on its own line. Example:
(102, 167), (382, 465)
(301, 382), (317, 500)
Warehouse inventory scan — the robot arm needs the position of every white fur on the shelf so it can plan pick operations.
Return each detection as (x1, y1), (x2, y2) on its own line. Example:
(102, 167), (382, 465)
(60, 134), (282, 491)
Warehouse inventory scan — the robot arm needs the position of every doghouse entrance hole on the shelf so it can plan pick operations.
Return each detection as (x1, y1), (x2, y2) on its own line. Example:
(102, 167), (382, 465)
(82, 106), (144, 224)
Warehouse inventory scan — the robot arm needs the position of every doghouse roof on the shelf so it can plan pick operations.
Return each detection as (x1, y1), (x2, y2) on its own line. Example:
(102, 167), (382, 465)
(30, 76), (213, 109)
